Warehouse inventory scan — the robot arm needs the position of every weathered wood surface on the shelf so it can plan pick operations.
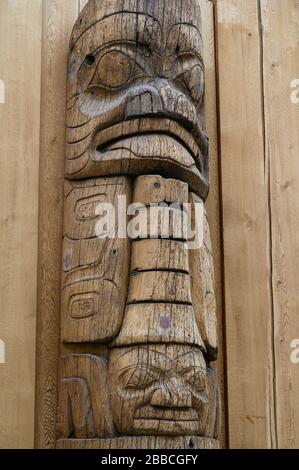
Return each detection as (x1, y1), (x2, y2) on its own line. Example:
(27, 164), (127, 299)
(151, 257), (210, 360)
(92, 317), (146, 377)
(57, 0), (220, 449)
(2, 0), (298, 450)
(58, 436), (219, 449)
(65, 0), (209, 198)
(57, 355), (114, 439)
(199, 0), (226, 447)
(190, 200), (218, 360)
(61, 177), (131, 343)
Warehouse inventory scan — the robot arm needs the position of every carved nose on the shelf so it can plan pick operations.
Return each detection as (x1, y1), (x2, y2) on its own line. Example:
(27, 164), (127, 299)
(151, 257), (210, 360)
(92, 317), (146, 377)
(150, 379), (192, 408)
(125, 78), (195, 125)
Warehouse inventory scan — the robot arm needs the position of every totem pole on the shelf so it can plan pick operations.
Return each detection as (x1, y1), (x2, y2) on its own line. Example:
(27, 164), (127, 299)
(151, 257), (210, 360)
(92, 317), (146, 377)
(57, 0), (220, 449)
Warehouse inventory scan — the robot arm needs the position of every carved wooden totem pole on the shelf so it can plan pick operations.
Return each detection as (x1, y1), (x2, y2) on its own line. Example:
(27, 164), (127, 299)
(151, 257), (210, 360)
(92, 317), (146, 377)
(57, 0), (220, 449)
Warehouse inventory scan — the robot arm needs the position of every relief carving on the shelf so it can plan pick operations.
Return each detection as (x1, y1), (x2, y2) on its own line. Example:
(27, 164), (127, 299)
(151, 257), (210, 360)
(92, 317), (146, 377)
(57, 0), (220, 449)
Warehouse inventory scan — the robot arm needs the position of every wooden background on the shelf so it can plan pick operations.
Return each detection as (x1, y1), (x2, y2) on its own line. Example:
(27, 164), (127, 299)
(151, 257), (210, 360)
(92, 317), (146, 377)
(0, 0), (298, 449)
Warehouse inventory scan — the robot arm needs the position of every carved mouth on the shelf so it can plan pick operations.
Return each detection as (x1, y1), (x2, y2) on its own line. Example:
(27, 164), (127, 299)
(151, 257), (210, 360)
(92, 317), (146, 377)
(132, 415), (200, 435)
(65, 116), (209, 199)
(92, 117), (206, 175)
(135, 406), (199, 421)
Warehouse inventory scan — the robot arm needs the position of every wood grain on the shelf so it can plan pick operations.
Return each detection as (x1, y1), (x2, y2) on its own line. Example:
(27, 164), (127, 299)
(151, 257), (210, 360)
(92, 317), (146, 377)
(0, 0), (42, 449)
(57, 436), (219, 449)
(216, 0), (276, 449)
(128, 271), (193, 304)
(57, 0), (221, 449)
(35, 0), (79, 449)
(261, 0), (299, 449)
(190, 197), (218, 360)
(200, 0), (226, 447)
(57, 354), (114, 439)
(61, 177), (131, 343)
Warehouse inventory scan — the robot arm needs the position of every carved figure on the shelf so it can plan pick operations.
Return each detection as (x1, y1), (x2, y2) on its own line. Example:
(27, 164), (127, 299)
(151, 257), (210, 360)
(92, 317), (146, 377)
(57, 0), (219, 449)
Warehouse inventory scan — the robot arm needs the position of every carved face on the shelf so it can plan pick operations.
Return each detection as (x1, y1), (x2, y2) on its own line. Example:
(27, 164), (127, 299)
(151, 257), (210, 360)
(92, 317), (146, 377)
(108, 344), (209, 436)
(66, 0), (209, 199)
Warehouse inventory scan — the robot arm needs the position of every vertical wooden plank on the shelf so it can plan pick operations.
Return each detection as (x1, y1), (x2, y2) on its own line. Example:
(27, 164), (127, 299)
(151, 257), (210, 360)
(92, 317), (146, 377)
(200, 0), (226, 448)
(261, 0), (299, 449)
(215, 0), (276, 448)
(35, 0), (79, 449)
(0, 0), (42, 449)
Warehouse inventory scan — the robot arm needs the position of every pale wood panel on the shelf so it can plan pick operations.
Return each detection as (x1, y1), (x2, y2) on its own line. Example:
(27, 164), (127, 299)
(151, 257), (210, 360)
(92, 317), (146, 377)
(35, 0), (79, 449)
(0, 0), (42, 449)
(200, 0), (226, 448)
(261, 0), (299, 449)
(216, 0), (276, 448)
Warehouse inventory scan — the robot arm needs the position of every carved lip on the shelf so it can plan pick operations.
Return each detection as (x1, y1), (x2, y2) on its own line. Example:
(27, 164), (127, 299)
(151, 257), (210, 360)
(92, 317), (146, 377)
(133, 417), (200, 434)
(135, 406), (199, 421)
(92, 117), (207, 175)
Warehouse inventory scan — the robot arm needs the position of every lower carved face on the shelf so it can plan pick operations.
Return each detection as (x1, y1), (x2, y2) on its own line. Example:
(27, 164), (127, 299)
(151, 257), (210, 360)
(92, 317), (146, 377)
(108, 345), (208, 436)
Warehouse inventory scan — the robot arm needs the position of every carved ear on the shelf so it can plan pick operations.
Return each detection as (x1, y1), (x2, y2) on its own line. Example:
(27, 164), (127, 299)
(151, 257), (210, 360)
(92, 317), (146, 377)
(57, 355), (115, 439)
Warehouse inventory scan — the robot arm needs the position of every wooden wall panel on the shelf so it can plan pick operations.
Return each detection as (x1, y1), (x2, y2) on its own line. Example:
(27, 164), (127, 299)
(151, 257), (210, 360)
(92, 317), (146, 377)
(35, 0), (79, 449)
(215, 0), (276, 449)
(201, 0), (226, 448)
(0, 0), (42, 449)
(5, 0), (299, 450)
(261, 0), (299, 449)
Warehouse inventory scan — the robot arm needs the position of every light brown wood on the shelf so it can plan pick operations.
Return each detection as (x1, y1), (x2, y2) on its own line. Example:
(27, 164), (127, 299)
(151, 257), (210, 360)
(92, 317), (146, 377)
(35, 0), (80, 449)
(0, 0), (225, 450)
(131, 239), (189, 273)
(261, 0), (299, 449)
(57, 355), (114, 439)
(128, 271), (193, 304)
(190, 195), (218, 360)
(216, 0), (276, 449)
(65, 0), (209, 199)
(57, 0), (220, 449)
(134, 175), (189, 206)
(113, 304), (205, 348)
(108, 345), (217, 437)
(0, 0), (42, 449)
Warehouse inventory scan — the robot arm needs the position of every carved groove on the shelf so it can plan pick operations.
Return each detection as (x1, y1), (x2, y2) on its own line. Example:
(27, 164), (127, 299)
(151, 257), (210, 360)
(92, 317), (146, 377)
(57, 0), (219, 450)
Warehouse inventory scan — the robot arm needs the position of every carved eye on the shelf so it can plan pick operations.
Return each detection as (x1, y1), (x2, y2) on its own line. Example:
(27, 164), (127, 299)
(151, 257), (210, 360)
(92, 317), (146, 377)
(127, 368), (159, 389)
(85, 54), (95, 66)
(182, 64), (204, 104)
(97, 51), (132, 89)
(184, 369), (206, 393)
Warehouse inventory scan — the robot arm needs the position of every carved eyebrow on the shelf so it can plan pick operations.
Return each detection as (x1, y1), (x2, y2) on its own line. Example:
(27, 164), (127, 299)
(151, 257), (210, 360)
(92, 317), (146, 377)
(180, 366), (206, 375)
(115, 348), (172, 369)
(165, 23), (203, 57)
(73, 12), (163, 51)
(90, 40), (162, 61)
(168, 22), (203, 39)
(172, 350), (202, 368)
(119, 364), (162, 377)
